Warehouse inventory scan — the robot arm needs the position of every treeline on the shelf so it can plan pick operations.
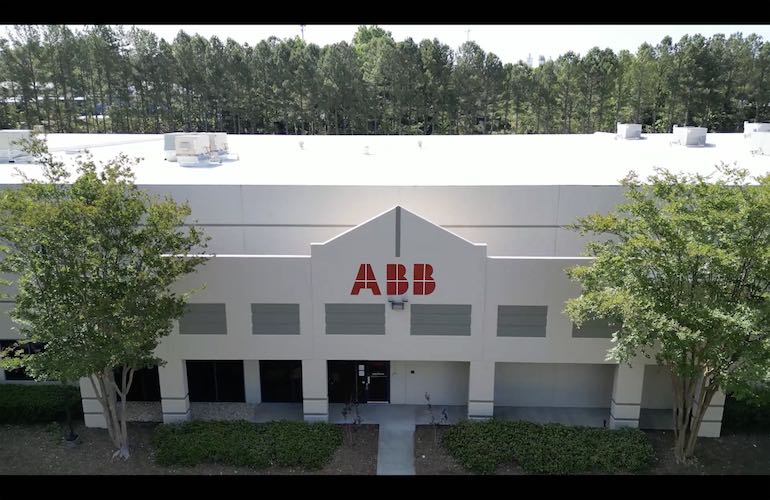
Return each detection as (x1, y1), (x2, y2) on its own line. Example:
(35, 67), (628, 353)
(1, 25), (769, 135)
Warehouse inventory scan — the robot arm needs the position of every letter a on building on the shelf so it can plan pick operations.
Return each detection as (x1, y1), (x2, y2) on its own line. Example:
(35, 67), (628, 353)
(351, 264), (382, 295)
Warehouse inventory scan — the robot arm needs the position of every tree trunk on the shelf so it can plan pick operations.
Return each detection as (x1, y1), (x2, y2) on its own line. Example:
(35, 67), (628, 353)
(670, 370), (718, 463)
(88, 366), (135, 460)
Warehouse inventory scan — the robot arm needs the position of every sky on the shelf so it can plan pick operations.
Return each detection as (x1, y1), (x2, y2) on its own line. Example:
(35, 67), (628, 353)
(2, 24), (769, 66)
(130, 24), (770, 65)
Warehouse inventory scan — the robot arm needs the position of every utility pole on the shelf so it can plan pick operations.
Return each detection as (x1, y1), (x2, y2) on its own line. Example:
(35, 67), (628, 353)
(465, 28), (470, 42)
(300, 25), (305, 41)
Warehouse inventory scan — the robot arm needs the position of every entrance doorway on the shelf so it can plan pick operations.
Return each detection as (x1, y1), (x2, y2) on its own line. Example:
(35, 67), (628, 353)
(328, 361), (390, 404)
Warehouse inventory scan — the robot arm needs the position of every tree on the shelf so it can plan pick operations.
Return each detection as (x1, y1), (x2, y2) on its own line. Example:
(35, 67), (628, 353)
(564, 165), (770, 463)
(0, 137), (209, 459)
(556, 52), (580, 133)
(507, 62), (532, 133)
(454, 41), (486, 134)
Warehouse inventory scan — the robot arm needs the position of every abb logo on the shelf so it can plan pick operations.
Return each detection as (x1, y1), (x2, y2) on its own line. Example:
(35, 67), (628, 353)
(351, 264), (435, 296)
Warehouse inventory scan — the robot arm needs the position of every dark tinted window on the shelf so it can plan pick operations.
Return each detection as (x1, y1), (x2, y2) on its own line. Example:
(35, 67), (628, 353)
(186, 360), (245, 402)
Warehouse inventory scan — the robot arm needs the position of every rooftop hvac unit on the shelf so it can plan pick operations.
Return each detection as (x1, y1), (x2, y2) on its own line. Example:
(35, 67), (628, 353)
(164, 132), (187, 161)
(208, 132), (228, 154)
(751, 131), (770, 156)
(0, 129), (32, 163)
(616, 123), (642, 140)
(744, 121), (770, 137)
(175, 134), (211, 167)
(672, 125), (707, 146)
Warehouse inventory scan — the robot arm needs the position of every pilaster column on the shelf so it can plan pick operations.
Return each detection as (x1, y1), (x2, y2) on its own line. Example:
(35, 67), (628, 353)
(79, 377), (107, 428)
(468, 361), (495, 420)
(698, 390), (726, 437)
(159, 358), (191, 423)
(302, 359), (328, 422)
(610, 362), (645, 429)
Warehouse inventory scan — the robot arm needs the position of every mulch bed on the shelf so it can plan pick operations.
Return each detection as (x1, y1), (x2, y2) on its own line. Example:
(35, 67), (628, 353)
(644, 429), (770, 475)
(414, 425), (770, 475)
(0, 421), (378, 475)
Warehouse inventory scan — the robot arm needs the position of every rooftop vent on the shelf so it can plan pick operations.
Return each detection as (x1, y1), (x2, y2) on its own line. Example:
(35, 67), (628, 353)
(206, 132), (228, 157)
(750, 131), (770, 156)
(171, 132), (235, 166)
(0, 129), (32, 163)
(744, 121), (770, 137)
(174, 134), (211, 167)
(672, 125), (707, 147)
(616, 123), (642, 140)
(163, 132), (186, 161)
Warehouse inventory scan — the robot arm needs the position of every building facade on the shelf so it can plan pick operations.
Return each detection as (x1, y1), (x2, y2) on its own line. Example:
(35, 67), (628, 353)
(4, 132), (758, 437)
(78, 189), (726, 437)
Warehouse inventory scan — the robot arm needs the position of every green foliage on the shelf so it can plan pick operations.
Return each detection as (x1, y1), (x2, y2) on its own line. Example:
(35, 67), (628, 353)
(722, 387), (770, 432)
(2, 25), (769, 135)
(565, 165), (770, 398)
(0, 136), (209, 457)
(442, 419), (654, 474)
(153, 420), (343, 469)
(0, 384), (82, 424)
(564, 164), (770, 460)
(0, 136), (209, 384)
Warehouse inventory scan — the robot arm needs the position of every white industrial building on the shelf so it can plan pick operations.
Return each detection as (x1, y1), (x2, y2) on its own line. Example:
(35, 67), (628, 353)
(2, 126), (770, 437)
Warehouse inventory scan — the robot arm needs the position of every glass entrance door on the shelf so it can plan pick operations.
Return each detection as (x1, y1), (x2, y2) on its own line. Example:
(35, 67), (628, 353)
(328, 360), (390, 404)
(365, 361), (390, 403)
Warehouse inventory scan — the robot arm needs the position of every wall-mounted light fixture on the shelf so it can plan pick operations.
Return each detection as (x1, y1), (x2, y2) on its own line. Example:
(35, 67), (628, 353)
(388, 297), (408, 310)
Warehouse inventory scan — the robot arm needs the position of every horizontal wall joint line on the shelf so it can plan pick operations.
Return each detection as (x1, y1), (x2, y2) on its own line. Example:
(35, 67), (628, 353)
(611, 399), (641, 406)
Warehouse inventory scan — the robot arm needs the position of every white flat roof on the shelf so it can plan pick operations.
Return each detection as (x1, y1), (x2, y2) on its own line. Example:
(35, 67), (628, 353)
(1, 132), (768, 186)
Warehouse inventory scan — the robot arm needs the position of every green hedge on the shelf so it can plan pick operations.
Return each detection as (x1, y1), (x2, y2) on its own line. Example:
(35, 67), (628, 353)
(0, 384), (83, 424)
(442, 419), (654, 474)
(153, 420), (343, 469)
(722, 388), (770, 432)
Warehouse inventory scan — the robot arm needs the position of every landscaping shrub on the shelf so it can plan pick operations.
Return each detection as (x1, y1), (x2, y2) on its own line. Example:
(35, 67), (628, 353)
(442, 419), (654, 474)
(0, 384), (82, 424)
(722, 388), (770, 432)
(153, 420), (343, 469)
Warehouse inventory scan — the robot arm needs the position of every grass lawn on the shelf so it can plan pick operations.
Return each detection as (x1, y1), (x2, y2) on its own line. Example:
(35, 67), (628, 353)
(414, 425), (770, 475)
(0, 421), (378, 475)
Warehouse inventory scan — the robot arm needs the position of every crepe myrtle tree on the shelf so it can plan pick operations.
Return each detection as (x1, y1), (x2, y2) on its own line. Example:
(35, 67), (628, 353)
(0, 136), (209, 459)
(564, 164), (770, 463)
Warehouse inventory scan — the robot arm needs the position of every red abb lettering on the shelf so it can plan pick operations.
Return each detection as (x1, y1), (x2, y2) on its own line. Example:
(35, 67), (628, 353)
(351, 264), (382, 295)
(386, 264), (408, 295)
(350, 263), (435, 296)
(413, 264), (435, 295)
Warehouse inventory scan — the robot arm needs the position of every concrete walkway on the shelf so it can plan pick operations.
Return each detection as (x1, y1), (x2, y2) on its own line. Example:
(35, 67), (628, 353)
(376, 421), (415, 475)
